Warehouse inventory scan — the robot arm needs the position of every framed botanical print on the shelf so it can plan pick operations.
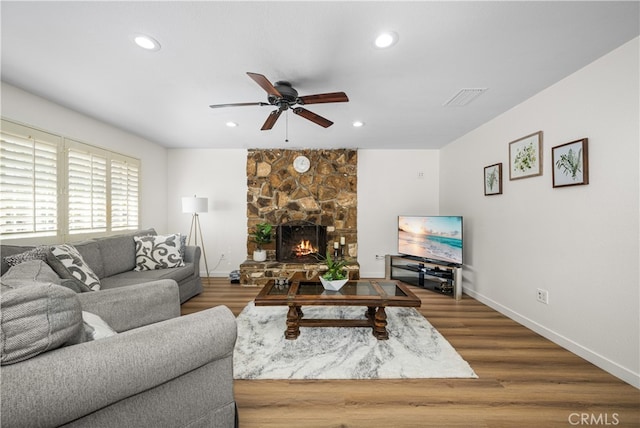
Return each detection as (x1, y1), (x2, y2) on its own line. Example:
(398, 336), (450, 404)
(552, 138), (589, 188)
(484, 163), (502, 196)
(509, 131), (543, 180)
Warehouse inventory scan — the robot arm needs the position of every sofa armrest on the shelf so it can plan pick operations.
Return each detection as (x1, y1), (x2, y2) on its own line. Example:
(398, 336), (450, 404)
(77, 280), (180, 332)
(183, 245), (201, 275)
(0, 305), (237, 428)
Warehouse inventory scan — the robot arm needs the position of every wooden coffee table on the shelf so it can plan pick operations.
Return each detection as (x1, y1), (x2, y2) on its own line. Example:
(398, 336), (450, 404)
(254, 279), (421, 340)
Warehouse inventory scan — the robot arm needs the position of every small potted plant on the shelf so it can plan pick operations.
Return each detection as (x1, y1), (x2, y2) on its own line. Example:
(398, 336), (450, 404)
(319, 249), (349, 291)
(251, 222), (272, 262)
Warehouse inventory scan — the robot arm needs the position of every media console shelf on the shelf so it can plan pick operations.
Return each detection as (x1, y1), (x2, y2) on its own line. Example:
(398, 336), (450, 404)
(384, 255), (462, 300)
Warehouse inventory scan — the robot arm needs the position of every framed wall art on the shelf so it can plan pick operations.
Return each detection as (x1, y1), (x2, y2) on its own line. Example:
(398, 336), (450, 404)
(509, 131), (543, 180)
(484, 163), (502, 196)
(552, 138), (589, 188)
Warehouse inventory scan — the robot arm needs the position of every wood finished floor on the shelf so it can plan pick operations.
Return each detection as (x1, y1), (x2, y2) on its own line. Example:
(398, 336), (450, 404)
(181, 278), (640, 428)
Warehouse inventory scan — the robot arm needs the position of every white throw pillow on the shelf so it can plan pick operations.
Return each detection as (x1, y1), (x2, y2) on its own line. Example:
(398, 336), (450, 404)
(134, 234), (185, 271)
(82, 311), (117, 340)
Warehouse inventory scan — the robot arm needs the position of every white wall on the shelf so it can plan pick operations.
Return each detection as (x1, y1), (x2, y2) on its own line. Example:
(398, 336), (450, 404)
(0, 82), (169, 233)
(357, 150), (440, 277)
(166, 149), (247, 276)
(439, 38), (640, 387)
(164, 148), (440, 278)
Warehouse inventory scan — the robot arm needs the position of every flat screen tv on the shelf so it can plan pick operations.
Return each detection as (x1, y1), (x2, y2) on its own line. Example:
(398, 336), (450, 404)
(398, 215), (463, 265)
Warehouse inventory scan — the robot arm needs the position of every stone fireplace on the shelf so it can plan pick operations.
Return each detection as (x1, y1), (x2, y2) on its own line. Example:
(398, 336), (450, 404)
(276, 221), (327, 263)
(240, 149), (360, 286)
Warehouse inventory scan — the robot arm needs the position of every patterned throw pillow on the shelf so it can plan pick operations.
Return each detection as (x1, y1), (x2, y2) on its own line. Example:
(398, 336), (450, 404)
(134, 234), (185, 271)
(179, 234), (187, 258)
(46, 244), (101, 291)
(3, 246), (49, 267)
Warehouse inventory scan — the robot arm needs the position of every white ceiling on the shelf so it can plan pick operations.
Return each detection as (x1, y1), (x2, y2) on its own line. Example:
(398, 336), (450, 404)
(1, 1), (638, 150)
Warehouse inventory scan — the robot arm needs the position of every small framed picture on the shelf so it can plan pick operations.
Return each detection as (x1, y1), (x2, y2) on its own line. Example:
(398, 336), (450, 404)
(552, 138), (589, 188)
(509, 131), (543, 180)
(484, 163), (502, 196)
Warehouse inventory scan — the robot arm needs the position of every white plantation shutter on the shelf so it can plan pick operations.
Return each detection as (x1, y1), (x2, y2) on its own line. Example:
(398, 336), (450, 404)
(0, 119), (140, 241)
(67, 142), (108, 234)
(0, 121), (60, 237)
(111, 157), (139, 231)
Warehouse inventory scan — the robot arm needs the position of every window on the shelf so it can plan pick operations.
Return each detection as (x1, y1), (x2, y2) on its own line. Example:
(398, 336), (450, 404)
(0, 119), (139, 241)
(0, 121), (60, 237)
(67, 142), (108, 234)
(110, 156), (139, 231)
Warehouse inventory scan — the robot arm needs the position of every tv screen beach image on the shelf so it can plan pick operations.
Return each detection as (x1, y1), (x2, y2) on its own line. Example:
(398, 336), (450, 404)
(398, 216), (463, 265)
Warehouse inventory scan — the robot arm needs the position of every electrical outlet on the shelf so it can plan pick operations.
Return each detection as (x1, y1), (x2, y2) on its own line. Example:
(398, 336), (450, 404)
(417, 171), (424, 179)
(536, 288), (549, 304)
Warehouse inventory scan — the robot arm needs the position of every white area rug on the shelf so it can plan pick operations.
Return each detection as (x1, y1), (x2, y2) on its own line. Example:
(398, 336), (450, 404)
(233, 302), (477, 380)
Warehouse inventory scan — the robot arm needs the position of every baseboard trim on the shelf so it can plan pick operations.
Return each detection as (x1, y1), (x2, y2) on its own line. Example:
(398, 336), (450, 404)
(464, 288), (640, 389)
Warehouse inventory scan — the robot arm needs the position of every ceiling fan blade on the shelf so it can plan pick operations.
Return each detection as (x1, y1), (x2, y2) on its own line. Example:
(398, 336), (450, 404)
(209, 102), (269, 109)
(292, 107), (334, 128)
(298, 92), (349, 105)
(261, 109), (282, 130)
(247, 72), (282, 98)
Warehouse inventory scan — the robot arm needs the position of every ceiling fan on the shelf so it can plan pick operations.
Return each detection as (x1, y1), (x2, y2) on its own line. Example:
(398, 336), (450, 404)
(209, 72), (349, 130)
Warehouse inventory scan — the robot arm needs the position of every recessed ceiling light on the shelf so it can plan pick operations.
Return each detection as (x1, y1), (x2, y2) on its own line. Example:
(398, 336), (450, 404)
(226, 121), (238, 128)
(374, 31), (398, 49)
(352, 121), (365, 128)
(132, 34), (161, 51)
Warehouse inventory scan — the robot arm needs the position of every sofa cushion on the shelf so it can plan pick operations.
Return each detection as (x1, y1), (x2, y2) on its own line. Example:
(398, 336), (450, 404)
(0, 282), (85, 365)
(47, 244), (101, 291)
(97, 235), (137, 277)
(0, 258), (92, 293)
(1, 259), (60, 285)
(72, 240), (105, 279)
(100, 263), (195, 290)
(2, 245), (49, 268)
(134, 234), (185, 271)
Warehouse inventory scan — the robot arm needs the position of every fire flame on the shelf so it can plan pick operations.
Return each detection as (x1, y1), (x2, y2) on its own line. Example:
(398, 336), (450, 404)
(294, 240), (317, 257)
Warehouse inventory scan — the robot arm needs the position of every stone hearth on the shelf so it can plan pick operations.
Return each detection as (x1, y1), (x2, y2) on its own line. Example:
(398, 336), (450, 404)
(239, 260), (360, 288)
(241, 149), (358, 286)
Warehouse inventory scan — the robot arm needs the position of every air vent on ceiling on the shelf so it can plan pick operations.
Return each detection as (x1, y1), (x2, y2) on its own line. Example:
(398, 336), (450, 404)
(443, 88), (488, 107)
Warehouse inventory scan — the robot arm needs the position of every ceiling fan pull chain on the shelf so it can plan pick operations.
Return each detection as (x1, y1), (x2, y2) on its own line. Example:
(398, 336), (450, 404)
(285, 110), (289, 142)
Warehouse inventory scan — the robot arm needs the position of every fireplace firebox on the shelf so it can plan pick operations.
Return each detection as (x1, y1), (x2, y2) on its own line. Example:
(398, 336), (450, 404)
(276, 222), (327, 263)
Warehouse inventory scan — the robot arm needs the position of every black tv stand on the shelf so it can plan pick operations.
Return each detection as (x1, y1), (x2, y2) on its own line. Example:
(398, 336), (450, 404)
(385, 255), (462, 300)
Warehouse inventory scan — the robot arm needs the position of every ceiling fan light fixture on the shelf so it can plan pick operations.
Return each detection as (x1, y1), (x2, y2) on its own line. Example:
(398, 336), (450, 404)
(352, 121), (365, 128)
(374, 31), (398, 49)
(132, 34), (161, 51)
(209, 72), (349, 131)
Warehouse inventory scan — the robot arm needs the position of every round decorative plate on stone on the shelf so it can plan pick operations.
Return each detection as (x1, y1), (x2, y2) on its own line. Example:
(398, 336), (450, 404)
(293, 155), (310, 173)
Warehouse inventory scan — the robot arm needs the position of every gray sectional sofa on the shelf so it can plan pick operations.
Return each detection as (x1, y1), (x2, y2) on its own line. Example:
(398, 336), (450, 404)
(1, 280), (238, 427)
(0, 228), (203, 303)
(1, 229), (238, 427)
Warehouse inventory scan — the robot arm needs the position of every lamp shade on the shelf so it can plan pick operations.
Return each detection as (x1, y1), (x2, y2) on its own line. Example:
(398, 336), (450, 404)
(182, 196), (208, 213)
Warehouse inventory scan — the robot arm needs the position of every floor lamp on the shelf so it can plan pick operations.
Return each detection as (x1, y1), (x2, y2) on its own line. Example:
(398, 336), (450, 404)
(182, 196), (209, 277)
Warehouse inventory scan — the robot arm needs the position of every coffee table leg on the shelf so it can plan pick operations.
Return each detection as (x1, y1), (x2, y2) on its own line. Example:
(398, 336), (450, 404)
(373, 306), (389, 340)
(365, 306), (376, 320)
(285, 305), (301, 340)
